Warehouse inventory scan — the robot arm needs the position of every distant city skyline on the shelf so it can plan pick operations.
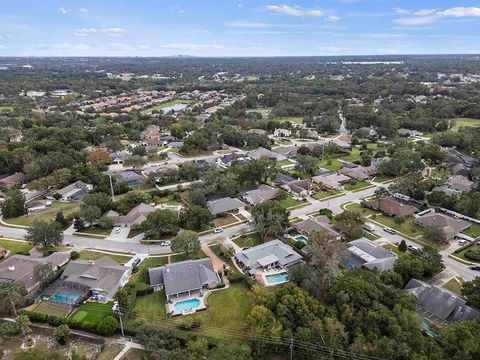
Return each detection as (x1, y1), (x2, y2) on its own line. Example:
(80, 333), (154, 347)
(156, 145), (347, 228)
(1, 1), (480, 56)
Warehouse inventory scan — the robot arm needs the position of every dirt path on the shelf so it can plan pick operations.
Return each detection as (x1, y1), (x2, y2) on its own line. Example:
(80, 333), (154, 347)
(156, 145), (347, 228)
(201, 244), (224, 272)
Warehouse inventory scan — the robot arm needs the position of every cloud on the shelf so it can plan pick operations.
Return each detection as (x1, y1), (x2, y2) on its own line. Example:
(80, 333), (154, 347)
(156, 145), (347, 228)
(225, 20), (268, 28)
(394, 8), (410, 15)
(160, 43), (224, 51)
(58, 7), (68, 14)
(73, 27), (127, 37)
(79, 8), (88, 13)
(395, 6), (480, 26)
(266, 5), (339, 20)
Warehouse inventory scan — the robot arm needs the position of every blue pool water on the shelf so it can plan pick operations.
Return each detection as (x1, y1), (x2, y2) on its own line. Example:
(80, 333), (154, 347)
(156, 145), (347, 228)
(50, 292), (81, 304)
(266, 272), (289, 284)
(174, 298), (201, 312)
(295, 235), (308, 244)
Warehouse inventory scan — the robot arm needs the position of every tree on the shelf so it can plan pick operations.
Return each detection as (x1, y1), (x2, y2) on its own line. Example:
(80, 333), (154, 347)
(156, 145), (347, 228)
(53, 324), (70, 345)
(78, 205), (102, 225)
(16, 314), (31, 336)
(306, 229), (346, 269)
(73, 217), (85, 231)
(25, 220), (63, 248)
(246, 305), (282, 357)
(0, 189), (25, 218)
(123, 155), (147, 170)
(295, 155), (318, 175)
(86, 148), (111, 167)
(462, 277), (480, 308)
(394, 245), (444, 284)
(424, 226), (445, 243)
(398, 240), (408, 252)
(179, 205), (213, 231)
(0, 282), (27, 315)
(82, 192), (113, 214)
(96, 315), (119, 336)
(335, 211), (363, 240)
(142, 210), (179, 238)
(251, 200), (290, 240)
(54, 211), (69, 228)
(171, 230), (200, 257)
(441, 318), (480, 360)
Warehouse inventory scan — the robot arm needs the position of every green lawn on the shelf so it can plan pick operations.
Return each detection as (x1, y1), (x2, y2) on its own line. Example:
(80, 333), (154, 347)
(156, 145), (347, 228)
(452, 118), (480, 129)
(443, 278), (464, 296)
(277, 159), (295, 167)
(173, 283), (251, 338)
(141, 99), (196, 115)
(78, 250), (132, 265)
(5, 202), (80, 227)
(276, 116), (304, 124)
(245, 107), (271, 118)
(79, 226), (112, 236)
(345, 203), (377, 217)
(170, 248), (207, 263)
(454, 244), (480, 263)
(134, 290), (166, 320)
(129, 256), (169, 285)
(383, 243), (403, 256)
(71, 302), (114, 324)
(318, 159), (343, 172)
(0, 239), (32, 254)
(373, 214), (425, 238)
(209, 244), (239, 274)
(344, 181), (372, 191)
(233, 232), (262, 248)
(463, 223), (480, 238)
(278, 195), (301, 209)
(374, 174), (397, 183)
(313, 188), (342, 200)
(213, 213), (238, 227)
(0, 105), (14, 112)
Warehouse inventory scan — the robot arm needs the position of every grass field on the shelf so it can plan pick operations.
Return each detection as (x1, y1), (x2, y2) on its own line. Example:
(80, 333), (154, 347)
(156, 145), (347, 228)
(276, 116), (304, 124)
(0, 239), (32, 254)
(0, 105), (14, 112)
(344, 181), (371, 191)
(141, 99), (196, 115)
(318, 159), (343, 172)
(245, 107), (272, 118)
(383, 243), (403, 256)
(213, 213), (238, 227)
(452, 118), (480, 129)
(373, 214), (425, 238)
(313, 188), (342, 200)
(71, 302), (114, 324)
(278, 195), (301, 209)
(463, 223), (480, 238)
(209, 244), (239, 273)
(5, 202), (79, 227)
(170, 248), (207, 263)
(78, 250), (132, 265)
(443, 277), (464, 295)
(79, 226), (112, 236)
(134, 290), (167, 319)
(233, 232), (262, 248)
(454, 244), (480, 263)
(277, 159), (295, 167)
(33, 301), (71, 317)
(173, 283), (251, 338)
(128, 256), (169, 285)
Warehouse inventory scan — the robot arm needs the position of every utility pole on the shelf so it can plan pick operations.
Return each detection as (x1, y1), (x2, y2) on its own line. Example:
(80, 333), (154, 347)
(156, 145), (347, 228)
(113, 301), (125, 339)
(289, 338), (293, 360)
(108, 174), (115, 202)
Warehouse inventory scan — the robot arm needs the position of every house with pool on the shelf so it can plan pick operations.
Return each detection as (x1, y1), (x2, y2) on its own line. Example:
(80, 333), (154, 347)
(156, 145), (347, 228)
(49, 256), (132, 304)
(343, 237), (397, 272)
(234, 240), (302, 286)
(148, 258), (222, 316)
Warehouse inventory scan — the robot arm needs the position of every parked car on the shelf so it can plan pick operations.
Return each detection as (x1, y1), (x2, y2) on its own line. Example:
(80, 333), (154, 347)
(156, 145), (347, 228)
(383, 227), (396, 235)
(469, 265), (480, 271)
(132, 258), (141, 267)
(213, 227), (223, 234)
(458, 240), (469, 246)
(160, 241), (171, 247)
(364, 223), (376, 232)
(407, 244), (420, 251)
(115, 227), (121, 234)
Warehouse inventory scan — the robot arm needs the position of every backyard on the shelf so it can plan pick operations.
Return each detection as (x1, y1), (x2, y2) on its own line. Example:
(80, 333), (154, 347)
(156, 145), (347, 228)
(318, 159), (343, 172)
(4, 201), (80, 227)
(134, 290), (167, 320)
(128, 256), (169, 285)
(245, 107), (271, 118)
(233, 232), (262, 248)
(463, 223), (480, 238)
(78, 250), (133, 265)
(0, 239), (32, 254)
(71, 301), (114, 324)
(442, 277), (464, 295)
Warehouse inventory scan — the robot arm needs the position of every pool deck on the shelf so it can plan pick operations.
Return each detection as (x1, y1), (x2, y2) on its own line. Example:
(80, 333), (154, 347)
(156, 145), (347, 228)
(258, 269), (289, 287)
(168, 294), (207, 316)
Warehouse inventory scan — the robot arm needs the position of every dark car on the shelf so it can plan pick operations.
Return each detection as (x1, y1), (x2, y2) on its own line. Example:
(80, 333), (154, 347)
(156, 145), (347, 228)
(469, 265), (480, 271)
(132, 258), (141, 267)
(383, 227), (396, 235)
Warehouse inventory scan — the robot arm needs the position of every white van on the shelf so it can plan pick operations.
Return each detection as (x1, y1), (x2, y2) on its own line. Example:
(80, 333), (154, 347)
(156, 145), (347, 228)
(364, 223), (376, 232)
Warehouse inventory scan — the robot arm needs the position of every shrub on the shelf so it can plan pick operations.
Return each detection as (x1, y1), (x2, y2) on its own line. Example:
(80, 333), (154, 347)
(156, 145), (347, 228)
(96, 316), (119, 336)
(228, 273), (248, 284)
(70, 251), (80, 260)
(132, 266), (139, 274)
(394, 216), (406, 224)
(54, 324), (70, 345)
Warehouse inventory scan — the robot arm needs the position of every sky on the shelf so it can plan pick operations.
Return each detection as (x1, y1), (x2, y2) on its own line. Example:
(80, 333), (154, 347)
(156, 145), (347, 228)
(1, 1), (480, 57)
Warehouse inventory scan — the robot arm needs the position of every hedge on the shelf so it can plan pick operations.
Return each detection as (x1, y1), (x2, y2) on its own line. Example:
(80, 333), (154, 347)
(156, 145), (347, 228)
(465, 250), (480, 261)
(454, 241), (476, 254)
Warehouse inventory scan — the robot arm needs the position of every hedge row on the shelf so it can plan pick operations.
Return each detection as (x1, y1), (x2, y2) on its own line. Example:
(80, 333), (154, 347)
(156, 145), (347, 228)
(465, 250), (480, 261)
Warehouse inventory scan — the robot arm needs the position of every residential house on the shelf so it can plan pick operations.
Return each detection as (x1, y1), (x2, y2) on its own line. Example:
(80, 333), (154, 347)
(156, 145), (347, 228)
(113, 170), (146, 188)
(398, 128), (413, 137)
(367, 197), (417, 217)
(273, 128), (292, 138)
(340, 165), (377, 181)
(344, 238), (397, 272)
(0, 172), (25, 189)
(111, 151), (130, 165)
(206, 197), (246, 216)
(54, 180), (93, 202)
(448, 175), (475, 193)
(26, 199), (52, 214)
(282, 179), (313, 198)
(235, 240), (302, 273)
(416, 212), (470, 240)
(312, 173), (351, 190)
(142, 163), (179, 177)
(241, 184), (279, 205)
(274, 173), (296, 185)
(405, 278), (479, 324)
(149, 258), (221, 301)
(294, 216), (341, 239)
(105, 203), (156, 227)
(167, 141), (184, 149)
(248, 129), (267, 136)
(247, 147), (286, 161)
(217, 153), (249, 168)
(140, 126), (161, 140)
(61, 256), (131, 302)
(0, 252), (70, 293)
(444, 148), (478, 177)
(273, 146), (298, 158)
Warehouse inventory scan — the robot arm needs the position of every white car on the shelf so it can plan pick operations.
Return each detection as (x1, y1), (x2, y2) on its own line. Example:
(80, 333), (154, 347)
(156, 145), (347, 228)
(115, 228), (121, 234)
(458, 240), (469, 246)
(160, 241), (171, 247)
(213, 227), (223, 234)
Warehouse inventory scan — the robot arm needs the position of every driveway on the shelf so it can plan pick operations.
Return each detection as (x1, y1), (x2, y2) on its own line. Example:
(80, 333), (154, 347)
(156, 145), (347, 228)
(105, 225), (131, 242)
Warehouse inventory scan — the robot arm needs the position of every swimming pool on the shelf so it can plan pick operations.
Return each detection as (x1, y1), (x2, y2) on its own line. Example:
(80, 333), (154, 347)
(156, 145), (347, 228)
(50, 291), (81, 304)
(174, 298), (201, 313)
(265, 272), (289, 285)
(294, 235), (308, 244)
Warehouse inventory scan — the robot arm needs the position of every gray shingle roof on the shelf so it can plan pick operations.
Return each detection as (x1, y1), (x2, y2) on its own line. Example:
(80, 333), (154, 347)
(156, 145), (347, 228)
(234, 240), (302, 270)
(206, 197), (245, 215)
(405, 278), (480, 323)
(346, 237), (397, 272)
(416, 213), (470, 240)
(148, 258), (220, 297)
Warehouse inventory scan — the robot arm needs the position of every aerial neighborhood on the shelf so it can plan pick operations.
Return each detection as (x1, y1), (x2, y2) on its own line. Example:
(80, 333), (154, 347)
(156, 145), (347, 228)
(1, 54), (480, 359)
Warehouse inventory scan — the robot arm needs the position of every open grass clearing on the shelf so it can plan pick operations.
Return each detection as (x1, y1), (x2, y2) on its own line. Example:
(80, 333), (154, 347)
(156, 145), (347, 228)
(78, 250), (132, 265)
(141, 99), (196, 115)
(454, 243), (480, 263)
(32, 301), (71, 317)
(128, 256), (169, 285)
(5, 201), (79, 227)
(79, 226), (112, 236)
(233, 232), (262, 248)
(344, 181), (372, 192)
(443, 277), (464, 296)
(0, 239), (32, 254)
(278, 194), (302, 209)
(134, 290), (167, 319)
(245, 107), (271, 118)
(452, 118), (480, 129)
(313, 188), (342, 200)
(71, 301), (114, 324)
(170, 248), (207, 263)
(318, 159), (343, 172)
(0, 105), (14, 112)
(213, 213), (239, 227)
(463, 223), (480, 238)
(276, 116), (304, 124)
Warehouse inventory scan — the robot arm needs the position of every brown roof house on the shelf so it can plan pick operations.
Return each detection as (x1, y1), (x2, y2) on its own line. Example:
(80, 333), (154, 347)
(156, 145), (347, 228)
(0, 252), (70, 293)
(61, 256), (131, 302)
(367, 197), (417, 217)
(105, 203), (156, 227)
(312, 173), (351, 190)
(416, 212), (470, 240)
(282, 179), (313, 199)
(295, 216), (342, 240)
(0, 172), (25, 189)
